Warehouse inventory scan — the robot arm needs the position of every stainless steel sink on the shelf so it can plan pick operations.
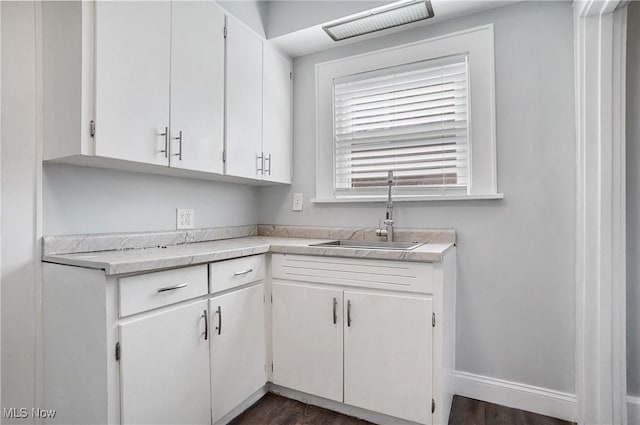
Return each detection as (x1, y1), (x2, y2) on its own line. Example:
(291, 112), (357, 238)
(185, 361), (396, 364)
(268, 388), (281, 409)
(309, 240), (424, 250)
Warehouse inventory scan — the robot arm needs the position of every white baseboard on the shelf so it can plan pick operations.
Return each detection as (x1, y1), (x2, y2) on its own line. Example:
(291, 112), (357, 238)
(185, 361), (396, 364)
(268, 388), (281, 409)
(215, 385), (269, 425)
(629, 395), (640, 425)
(453, 371), (577, 423)
(269, 384), (425, 425)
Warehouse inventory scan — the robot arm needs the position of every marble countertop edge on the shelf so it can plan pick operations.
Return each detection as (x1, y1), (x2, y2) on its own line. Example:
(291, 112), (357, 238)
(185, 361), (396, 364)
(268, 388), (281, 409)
(42, 235), (454, 276)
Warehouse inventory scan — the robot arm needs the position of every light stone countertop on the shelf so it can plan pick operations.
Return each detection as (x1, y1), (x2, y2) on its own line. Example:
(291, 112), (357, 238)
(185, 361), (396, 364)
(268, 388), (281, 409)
(42, 235), (454, 276)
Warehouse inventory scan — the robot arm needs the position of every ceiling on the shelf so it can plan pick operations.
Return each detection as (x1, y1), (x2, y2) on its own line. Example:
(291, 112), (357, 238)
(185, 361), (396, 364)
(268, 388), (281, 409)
(263, 0), (520, 57)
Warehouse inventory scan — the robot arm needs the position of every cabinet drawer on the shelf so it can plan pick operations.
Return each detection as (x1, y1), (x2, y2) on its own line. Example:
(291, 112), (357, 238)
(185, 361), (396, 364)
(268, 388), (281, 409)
(272, 254), (433, 294)
(209, 254), (265, 293)
(119, 265), (208, 317)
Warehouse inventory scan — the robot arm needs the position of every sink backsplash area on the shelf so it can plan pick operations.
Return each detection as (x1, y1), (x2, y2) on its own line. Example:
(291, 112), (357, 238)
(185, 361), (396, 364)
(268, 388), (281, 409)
(258, 225), (456, 245)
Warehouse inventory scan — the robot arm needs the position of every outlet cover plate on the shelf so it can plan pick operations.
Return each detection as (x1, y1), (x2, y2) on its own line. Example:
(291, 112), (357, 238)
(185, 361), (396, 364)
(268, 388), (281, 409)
(177, 208), (194, 229)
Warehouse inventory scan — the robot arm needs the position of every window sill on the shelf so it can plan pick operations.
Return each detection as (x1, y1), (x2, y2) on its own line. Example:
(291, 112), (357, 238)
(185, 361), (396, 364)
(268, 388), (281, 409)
(310, 193), (505, 204)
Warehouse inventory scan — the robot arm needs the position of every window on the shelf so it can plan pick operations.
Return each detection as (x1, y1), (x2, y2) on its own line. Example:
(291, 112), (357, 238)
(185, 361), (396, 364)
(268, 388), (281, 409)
(333, 56), (469, 195)
(315, 25), (501, 202)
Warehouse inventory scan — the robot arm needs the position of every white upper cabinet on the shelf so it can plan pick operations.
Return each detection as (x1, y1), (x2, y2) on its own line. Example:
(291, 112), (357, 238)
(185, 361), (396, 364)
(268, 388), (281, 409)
(94, 1), (171, 166)
(224, 15), (264, 180)
(225, 19), (293, 183)
(43, 2), (292, 185)
(262, 43), (292, 184)
(169, 2), (225, 174)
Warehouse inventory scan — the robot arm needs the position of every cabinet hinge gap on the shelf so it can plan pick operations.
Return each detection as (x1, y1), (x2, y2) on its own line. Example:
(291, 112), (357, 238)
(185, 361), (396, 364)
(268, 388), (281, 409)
(271, 362), (274, 372)
(431, 399), (435, 413)
(223, 26), (227, 39)
(222, 150), (227, 162)
(115, 342), (121, 361)
(289, 72), (293, 80)
(432, 312), (436, 328)
(90, 120), (95, 138)
(270, 294), (273, 304)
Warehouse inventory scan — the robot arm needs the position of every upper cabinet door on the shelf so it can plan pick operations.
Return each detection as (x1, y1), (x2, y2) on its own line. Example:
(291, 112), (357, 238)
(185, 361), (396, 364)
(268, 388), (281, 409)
(262, 43), (292, 184)
(225, 15), (263, 180)
(170, 2), (225, 174)
(94, 2), (171, 166)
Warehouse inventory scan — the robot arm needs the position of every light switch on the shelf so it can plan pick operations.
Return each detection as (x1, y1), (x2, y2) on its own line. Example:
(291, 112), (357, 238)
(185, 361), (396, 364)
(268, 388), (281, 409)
(176, 208), (194, 229)
(292, 193), (303, 211)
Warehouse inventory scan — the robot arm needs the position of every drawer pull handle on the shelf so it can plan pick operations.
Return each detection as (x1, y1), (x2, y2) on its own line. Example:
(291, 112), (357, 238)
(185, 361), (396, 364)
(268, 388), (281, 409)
(234, 268), (253, 277)
(215, 306), (222, 335)
(202, 309), (208, 340)
(347, 300), (352, 327)
(157, 283), (188, 293)
(332, 297), (337, 324)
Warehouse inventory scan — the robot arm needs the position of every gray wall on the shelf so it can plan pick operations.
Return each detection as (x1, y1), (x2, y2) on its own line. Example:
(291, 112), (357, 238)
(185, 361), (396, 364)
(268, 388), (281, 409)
(218, 0), (268, 37)
(258, 1), (576, 393)
(1, 1), (38, 420)
(44, 164), (258, 235)
(627, 1), (640, 399)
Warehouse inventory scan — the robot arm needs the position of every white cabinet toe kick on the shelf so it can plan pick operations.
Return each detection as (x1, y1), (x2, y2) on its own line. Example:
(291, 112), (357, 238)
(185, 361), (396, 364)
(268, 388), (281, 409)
(42, 250), (455, 425)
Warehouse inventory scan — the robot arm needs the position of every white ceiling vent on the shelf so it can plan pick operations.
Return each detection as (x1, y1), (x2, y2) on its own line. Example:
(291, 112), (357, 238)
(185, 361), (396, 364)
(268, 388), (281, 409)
(322, 0), (434, 42)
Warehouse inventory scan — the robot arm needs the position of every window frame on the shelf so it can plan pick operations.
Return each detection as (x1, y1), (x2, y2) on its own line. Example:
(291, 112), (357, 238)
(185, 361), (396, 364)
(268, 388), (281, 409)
(314, 24), (501, 202)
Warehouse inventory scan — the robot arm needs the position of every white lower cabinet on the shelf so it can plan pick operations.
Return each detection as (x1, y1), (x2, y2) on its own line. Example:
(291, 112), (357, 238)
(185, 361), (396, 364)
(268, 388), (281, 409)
(210, 284), (266, 422)
(343, 291), (433, 424)
(42, 251), (454, 425)
(271, 254), (455, 425)
(271, 283), (343, 401)
(119, 300), (211, 425)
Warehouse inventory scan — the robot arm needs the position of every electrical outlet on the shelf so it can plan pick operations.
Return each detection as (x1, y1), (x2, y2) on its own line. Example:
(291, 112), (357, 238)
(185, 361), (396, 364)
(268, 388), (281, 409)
(176, 208), (194, 229)
(292, 193), (303, 211)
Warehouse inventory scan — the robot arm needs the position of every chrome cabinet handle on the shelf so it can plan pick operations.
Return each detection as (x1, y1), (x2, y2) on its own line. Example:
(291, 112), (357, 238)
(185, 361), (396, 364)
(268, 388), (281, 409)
(173, 130), (183, 161)
(202, 309), (208, 340)
(257, 153), (264, 174)
(215, 305), (222, 335)
(333, 297), (337, 324)
(160, 126), (169, 158)
(234, 268), (253, 277)
(157, 283), (187, 293)
(265, 153), (272, 176)
(347, 300), (352, 327)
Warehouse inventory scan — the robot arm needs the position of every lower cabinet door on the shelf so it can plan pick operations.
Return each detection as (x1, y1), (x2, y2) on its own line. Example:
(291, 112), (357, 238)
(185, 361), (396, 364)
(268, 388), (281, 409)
(343, 290), (433, 425)
(210, 284), (266, 422)
(271, 282), (343, 402)
(119, 300), (211, 425)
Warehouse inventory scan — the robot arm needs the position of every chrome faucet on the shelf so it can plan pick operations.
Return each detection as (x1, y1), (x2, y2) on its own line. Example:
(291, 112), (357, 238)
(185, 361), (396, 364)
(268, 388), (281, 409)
(376, 171), (395, 242)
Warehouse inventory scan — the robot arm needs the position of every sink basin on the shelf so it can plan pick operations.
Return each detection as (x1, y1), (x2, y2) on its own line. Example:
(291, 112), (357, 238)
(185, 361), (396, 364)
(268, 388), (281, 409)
(309, 240), (424, 250)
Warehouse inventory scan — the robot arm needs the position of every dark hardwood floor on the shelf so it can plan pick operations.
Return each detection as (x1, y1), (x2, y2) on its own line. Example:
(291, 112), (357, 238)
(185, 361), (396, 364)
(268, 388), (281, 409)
(229, 393), (575, 425)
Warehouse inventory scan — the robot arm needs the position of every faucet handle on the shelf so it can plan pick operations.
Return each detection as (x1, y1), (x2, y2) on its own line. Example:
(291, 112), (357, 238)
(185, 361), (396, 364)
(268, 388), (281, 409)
(376, 219), (388, 237)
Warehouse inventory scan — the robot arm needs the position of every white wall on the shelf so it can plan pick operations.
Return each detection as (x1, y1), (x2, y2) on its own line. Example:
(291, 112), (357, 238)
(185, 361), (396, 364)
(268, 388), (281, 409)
(258, 1), (576, 393)
(43, 164), (258, 235)
(1, 2), (38, 421)
(626, 0), (640, 399)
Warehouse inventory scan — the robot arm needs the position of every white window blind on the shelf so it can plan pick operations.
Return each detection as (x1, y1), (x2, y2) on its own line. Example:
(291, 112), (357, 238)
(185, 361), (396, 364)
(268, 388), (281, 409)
(333, 55), (469, 195)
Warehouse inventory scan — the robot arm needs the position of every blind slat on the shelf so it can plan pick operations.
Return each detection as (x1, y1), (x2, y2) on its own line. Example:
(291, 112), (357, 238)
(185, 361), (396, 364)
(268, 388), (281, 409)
(333, 56), (469, 191)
